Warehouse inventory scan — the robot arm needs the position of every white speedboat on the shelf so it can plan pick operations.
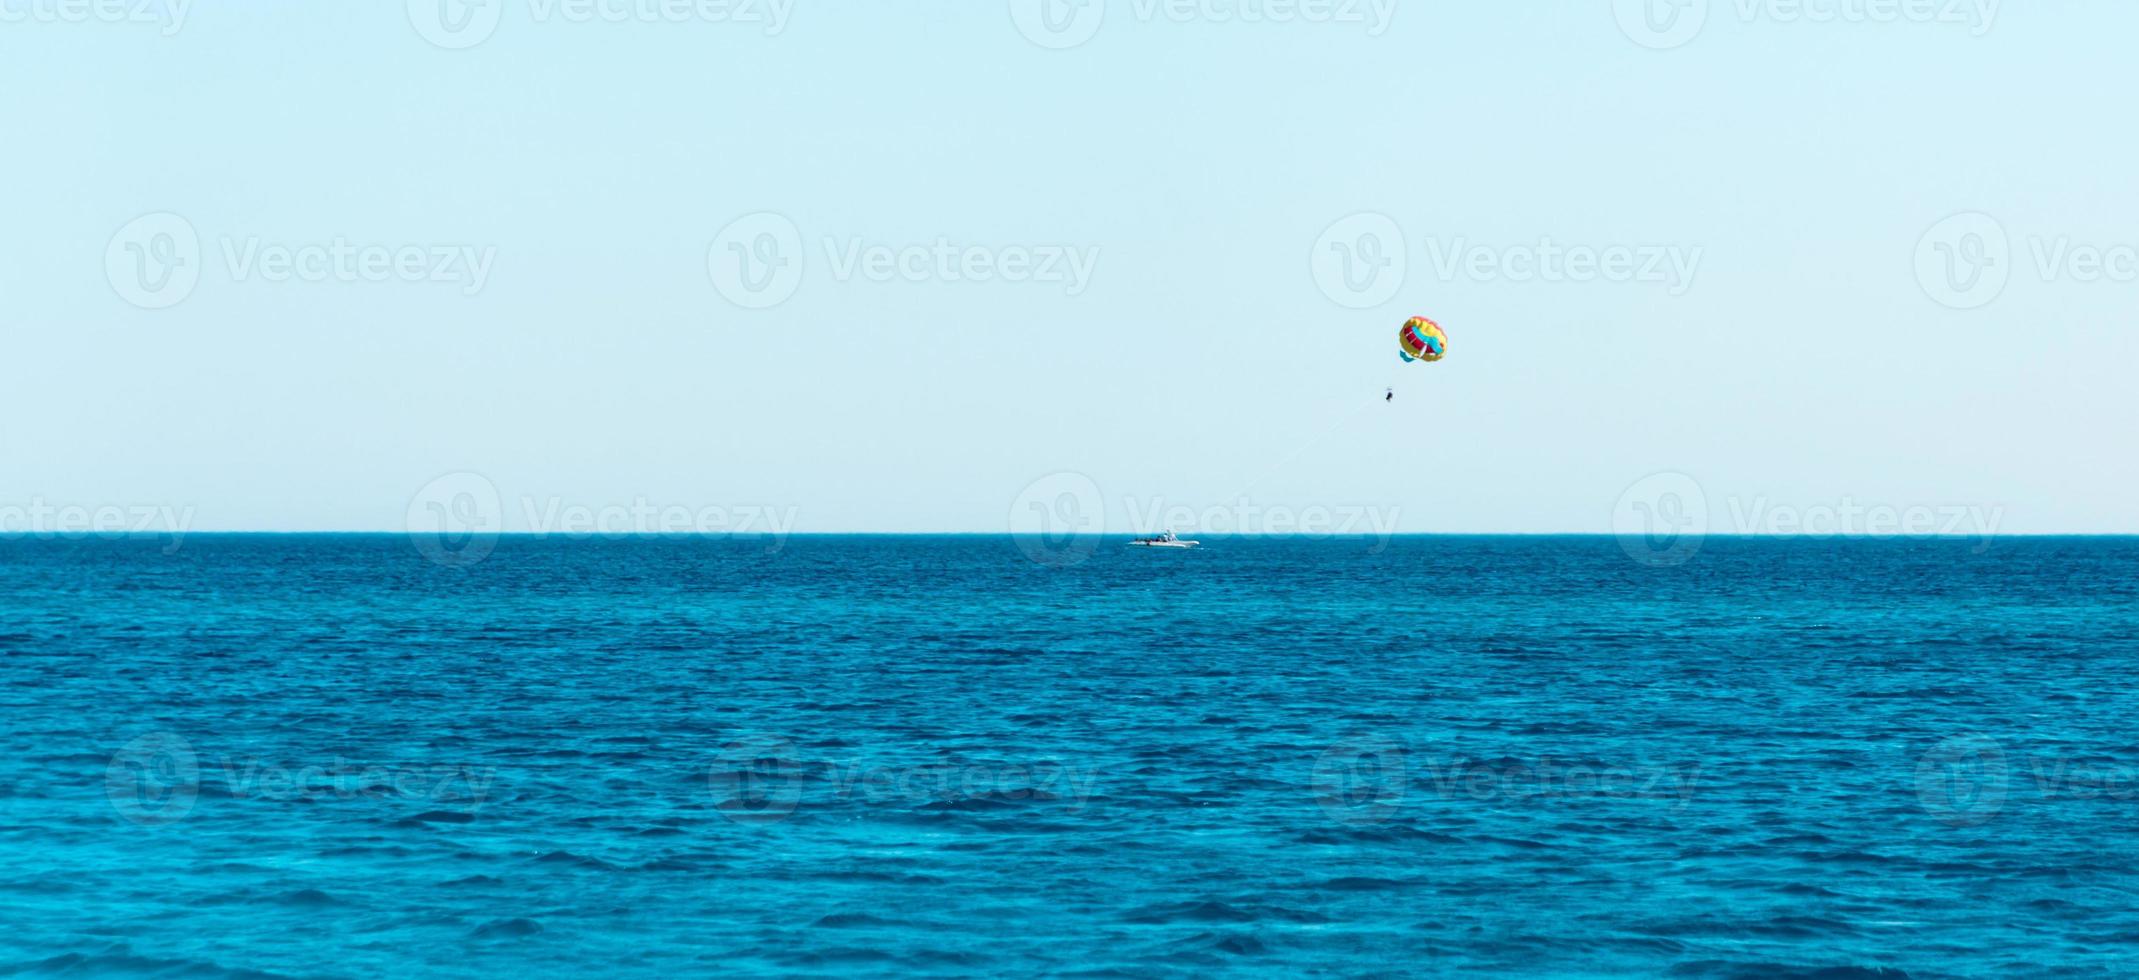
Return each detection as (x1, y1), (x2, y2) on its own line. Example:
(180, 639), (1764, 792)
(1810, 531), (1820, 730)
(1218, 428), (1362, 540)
(1128, 530), (1199, 549)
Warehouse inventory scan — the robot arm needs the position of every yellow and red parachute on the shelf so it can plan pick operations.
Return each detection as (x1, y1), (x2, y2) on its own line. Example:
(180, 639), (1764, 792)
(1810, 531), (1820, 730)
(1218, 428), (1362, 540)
(1398, 316), (1447, 363)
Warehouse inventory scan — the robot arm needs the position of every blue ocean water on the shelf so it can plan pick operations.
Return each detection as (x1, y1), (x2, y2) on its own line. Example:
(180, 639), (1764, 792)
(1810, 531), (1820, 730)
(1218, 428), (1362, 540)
(4, 535), (2138, 977)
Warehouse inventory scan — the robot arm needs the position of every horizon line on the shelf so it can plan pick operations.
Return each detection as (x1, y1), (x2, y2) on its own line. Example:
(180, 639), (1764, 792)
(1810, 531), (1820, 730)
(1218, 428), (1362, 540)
(8, 532), (2136, 539)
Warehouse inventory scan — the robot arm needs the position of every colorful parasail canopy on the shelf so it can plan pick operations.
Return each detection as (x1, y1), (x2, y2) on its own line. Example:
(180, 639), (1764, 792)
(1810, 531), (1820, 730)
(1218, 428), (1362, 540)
(1398, 316), (1447, 363)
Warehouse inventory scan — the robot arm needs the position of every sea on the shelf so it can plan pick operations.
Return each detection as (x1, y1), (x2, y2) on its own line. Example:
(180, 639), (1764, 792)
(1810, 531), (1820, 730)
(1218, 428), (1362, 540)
(3, 534), (2137, 978)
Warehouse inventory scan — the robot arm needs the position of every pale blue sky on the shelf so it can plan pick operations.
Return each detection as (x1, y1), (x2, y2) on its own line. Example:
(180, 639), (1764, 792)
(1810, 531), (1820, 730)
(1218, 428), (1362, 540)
(3, 1), (2133, 533)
